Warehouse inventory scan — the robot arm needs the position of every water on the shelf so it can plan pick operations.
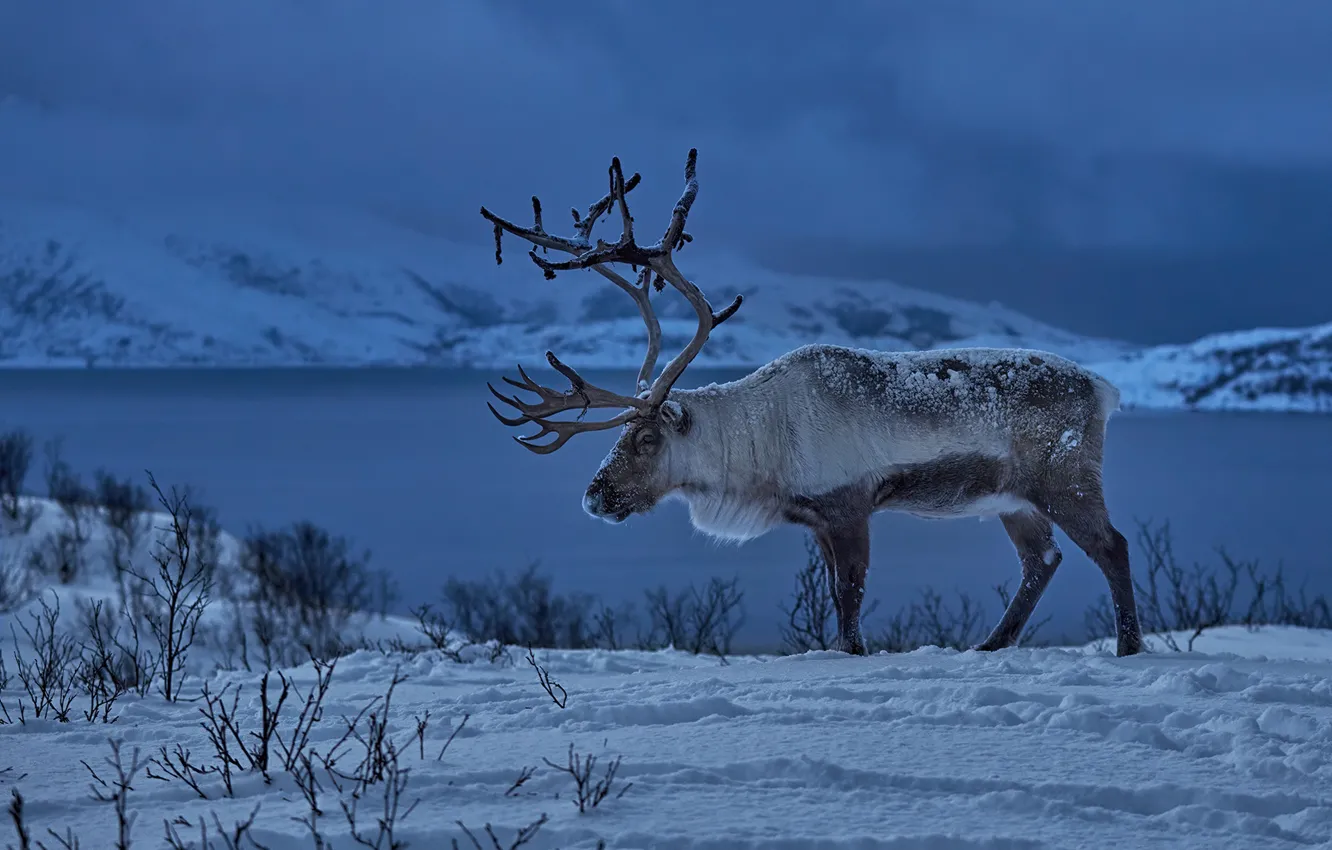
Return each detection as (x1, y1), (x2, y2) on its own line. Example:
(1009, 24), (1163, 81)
(1, 367), (1328, 649)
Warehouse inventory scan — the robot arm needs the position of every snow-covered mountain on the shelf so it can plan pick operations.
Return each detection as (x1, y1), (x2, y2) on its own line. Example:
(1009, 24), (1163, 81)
(1096, 322), (1332, 413)
(0, 198), (1327, 412)
(0, 198), (1129, 366)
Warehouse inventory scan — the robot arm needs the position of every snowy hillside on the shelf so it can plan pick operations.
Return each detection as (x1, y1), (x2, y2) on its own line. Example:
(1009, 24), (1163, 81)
(0, 198), (1129, 370)
(1094, 322), (1332, 413)
(1, 197), (1328, 412)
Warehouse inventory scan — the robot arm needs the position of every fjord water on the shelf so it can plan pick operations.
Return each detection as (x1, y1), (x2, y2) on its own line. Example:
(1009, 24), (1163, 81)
(2, 367), (1328, 648)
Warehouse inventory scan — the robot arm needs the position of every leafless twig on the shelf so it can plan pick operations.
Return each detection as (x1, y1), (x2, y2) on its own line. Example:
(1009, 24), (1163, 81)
(525, 647), (567, 708)
(81, 738), (146, 850)
(504, 766), (536, 798)
(452, 814), (549, 850)
(436, 713), (470, 762)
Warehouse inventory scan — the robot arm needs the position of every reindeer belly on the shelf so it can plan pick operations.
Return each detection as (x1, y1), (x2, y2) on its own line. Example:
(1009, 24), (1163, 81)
(873, 451), (1034, 520)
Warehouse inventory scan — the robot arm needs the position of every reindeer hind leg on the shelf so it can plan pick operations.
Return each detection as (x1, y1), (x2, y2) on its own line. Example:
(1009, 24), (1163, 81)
(976, 511), (1062, 651)
(1042, 484), (1143, 657)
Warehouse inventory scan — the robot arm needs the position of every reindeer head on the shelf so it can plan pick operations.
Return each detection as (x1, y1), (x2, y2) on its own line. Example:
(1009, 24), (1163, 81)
(480, 149), (742, 524)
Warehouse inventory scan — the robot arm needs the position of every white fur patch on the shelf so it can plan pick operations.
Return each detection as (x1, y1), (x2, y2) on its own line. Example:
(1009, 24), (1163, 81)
(674, 491), (781, 543)
(903, 492), (1035, 520)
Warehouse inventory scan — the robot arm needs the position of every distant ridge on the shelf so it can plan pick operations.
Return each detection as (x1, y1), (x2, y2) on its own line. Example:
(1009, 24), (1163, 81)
(0, 198), (1326, 412)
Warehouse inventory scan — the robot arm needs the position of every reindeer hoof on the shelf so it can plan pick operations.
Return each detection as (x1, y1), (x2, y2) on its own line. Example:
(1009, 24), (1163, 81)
(1116, 638), (1143, 657)
(973, 636), (1016, 652)
(838, 637), (868, 656)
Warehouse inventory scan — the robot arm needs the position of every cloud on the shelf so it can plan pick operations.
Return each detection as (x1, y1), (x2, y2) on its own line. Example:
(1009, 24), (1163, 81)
(2, 1), (1330, 261)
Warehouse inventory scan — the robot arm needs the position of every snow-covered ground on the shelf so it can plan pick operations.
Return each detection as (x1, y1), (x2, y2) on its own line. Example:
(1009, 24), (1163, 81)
(3, 497), (1332, 848)
(5, 626), (1332, 848)
(1, 196), (1328, 412)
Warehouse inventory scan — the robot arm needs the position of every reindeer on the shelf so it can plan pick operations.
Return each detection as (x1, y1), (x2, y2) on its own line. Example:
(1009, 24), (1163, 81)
(480, 150), (1144, 658)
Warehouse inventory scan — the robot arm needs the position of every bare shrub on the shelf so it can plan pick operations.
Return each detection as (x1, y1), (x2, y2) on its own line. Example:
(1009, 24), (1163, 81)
(192, 655), (418, 842)
(82, 738), (147, 850)
(0, 548), (39, 615)
(147, 744), (213, 800)
(454, 815), (550, 850)
(2, 593), (148, 725)
(188, 502), (225, 590)
(6, 788), (33, 850)
(643, 576), (745, 656)
(198, 682), (264, 795)
(155, 659), (444, 850)
(25, 533), (83, 589)
(1086, 519), (1332, 651)
(409, 603), (453, 650)
(779, 537), (839, 653)
(126, 473), (215, 701)
(194, 654), (337, 798)
(93, 470), (151, 580)
(421, 565), (755, 657)
(869, 588), (988, 653)
(340, 753), (417, 850)
(442, 563), (596, 650)
(331, 667), (410, 795)
(163, 803), (267, 850)
(76, 596), (155, 700)
(541, 743), (630, 814)
(8, 787), (83, 850)
(590, 601), (638, 651)
(41, 439), (92, 583)
(237, 522), (395, 668)
(0, 429), (34, 528)
(74, 600), (138, 722)
(7, 591), (80, 722)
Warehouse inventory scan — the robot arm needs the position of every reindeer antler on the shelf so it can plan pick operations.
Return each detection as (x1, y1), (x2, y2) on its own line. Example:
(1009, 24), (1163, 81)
(479, 149), (743, 453)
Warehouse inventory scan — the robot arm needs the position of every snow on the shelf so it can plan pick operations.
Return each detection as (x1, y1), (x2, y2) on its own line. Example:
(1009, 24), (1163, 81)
(3, 498), (1332, 849)
(5, 631), (1332, 848)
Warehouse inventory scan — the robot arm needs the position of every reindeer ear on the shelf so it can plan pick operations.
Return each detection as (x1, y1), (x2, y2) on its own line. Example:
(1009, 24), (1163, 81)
(659, 400), (691, 435)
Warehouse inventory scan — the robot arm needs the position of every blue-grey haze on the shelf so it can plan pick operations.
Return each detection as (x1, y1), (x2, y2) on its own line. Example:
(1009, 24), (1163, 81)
(2, 368), (1327, 650)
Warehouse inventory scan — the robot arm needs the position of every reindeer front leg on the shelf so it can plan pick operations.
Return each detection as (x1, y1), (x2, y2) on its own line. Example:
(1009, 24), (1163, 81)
(817, 521), (871, 655)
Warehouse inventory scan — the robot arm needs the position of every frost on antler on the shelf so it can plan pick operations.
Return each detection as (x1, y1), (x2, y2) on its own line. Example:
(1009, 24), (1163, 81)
(478, 149), (743, 453)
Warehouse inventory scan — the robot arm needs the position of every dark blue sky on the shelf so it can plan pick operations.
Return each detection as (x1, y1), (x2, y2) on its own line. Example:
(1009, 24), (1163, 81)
(3, 1), (1331, 343)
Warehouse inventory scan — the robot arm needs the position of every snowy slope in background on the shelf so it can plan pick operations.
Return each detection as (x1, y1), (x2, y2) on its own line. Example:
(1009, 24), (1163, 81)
(0, 198), (1327, 412)
(0, 198), (1130, 367)
(1095, 322), (1332, 413)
